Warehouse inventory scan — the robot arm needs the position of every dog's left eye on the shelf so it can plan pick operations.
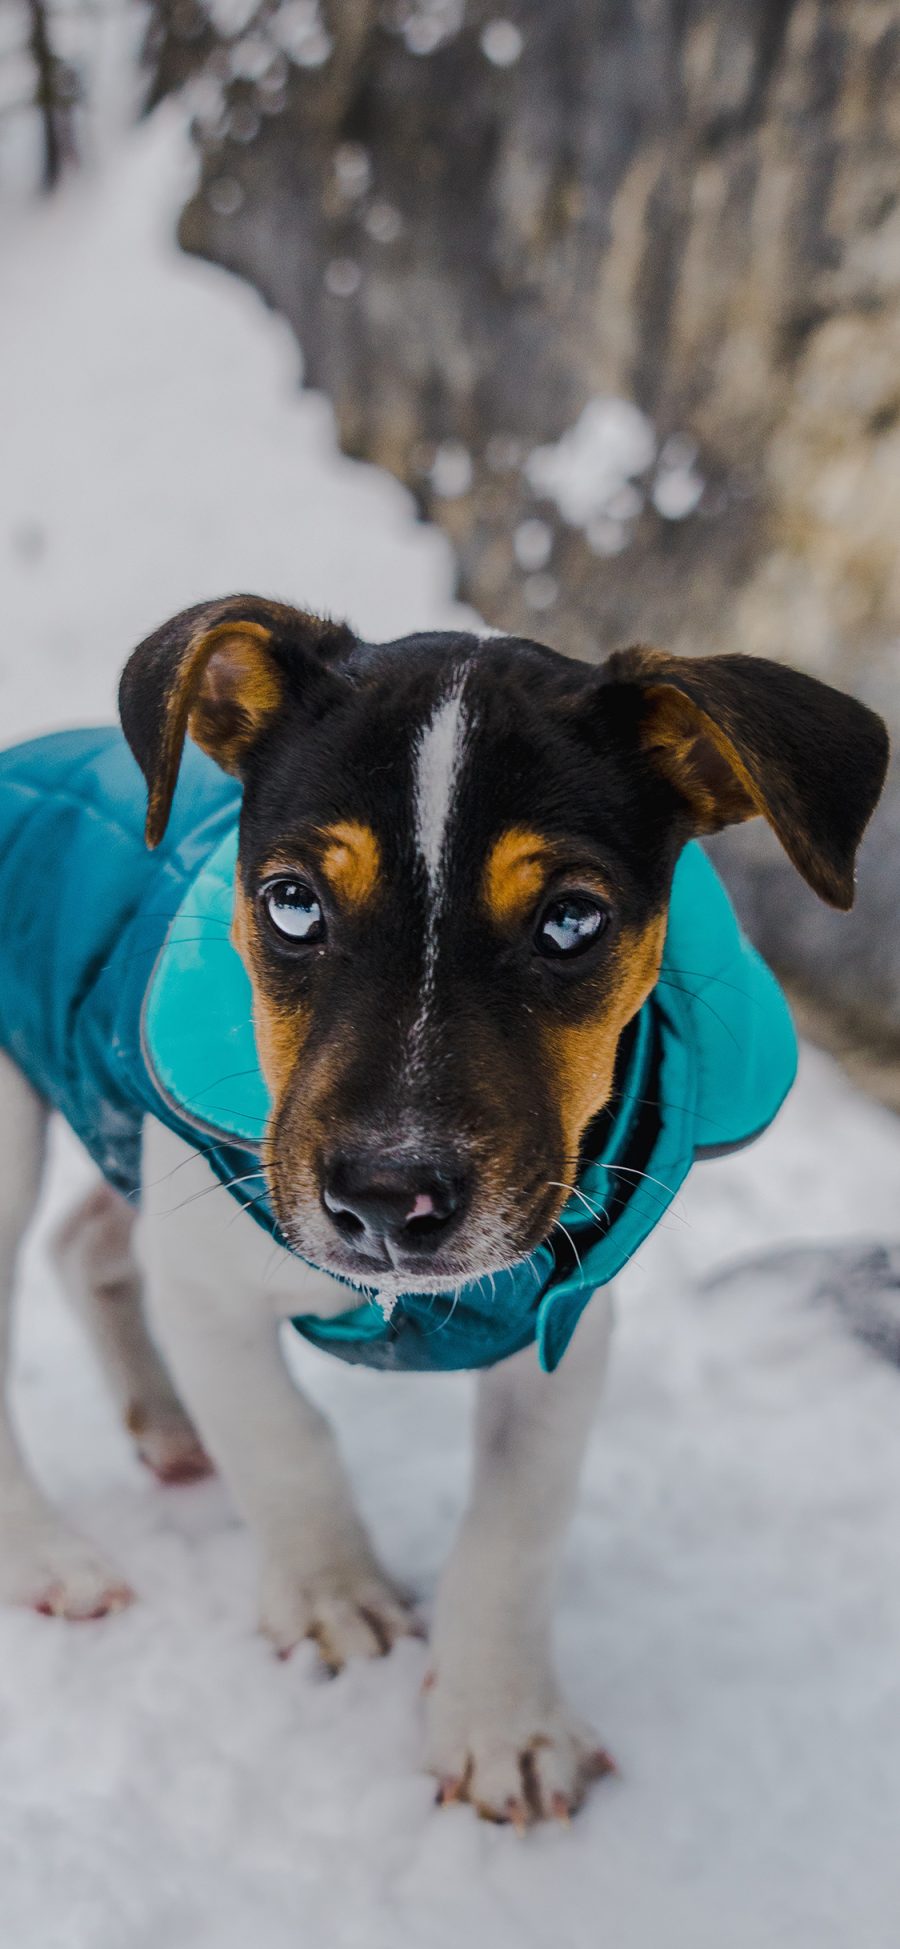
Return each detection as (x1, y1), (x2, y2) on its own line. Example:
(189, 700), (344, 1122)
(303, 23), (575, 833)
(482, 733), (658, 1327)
(262, 880), (324, 944)
(534, 894), (609, 959)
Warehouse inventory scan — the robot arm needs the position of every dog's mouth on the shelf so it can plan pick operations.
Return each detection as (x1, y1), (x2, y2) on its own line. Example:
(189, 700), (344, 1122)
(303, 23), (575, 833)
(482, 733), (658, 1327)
(298, 1238), (535, 1301)
(280, 1223), (531, 1296)
(271, 1170), (565, 1297)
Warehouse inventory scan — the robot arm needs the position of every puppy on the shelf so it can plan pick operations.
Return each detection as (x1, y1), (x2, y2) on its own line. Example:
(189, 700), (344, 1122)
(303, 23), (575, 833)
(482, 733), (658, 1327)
(0, 599), (888, 1825)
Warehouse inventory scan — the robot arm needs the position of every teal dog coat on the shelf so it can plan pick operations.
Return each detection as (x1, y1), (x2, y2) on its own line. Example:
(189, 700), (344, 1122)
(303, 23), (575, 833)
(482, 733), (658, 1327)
(0, 728), (798, 1374)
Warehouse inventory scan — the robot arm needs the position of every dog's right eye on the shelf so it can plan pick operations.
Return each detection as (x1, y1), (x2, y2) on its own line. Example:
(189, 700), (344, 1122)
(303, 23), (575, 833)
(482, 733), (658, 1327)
(261, 880), (325, 945)
(534, 893), (609, 960)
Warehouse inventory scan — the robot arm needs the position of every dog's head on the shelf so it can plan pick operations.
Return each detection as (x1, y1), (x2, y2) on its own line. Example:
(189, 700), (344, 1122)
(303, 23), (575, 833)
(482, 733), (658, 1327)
(120, 597), (888, 1296)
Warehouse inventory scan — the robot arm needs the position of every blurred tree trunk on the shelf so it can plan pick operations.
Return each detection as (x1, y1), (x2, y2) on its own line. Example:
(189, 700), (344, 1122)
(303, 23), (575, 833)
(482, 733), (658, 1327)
(24, 0), (79, 187)
(166, 0), (900, 1099)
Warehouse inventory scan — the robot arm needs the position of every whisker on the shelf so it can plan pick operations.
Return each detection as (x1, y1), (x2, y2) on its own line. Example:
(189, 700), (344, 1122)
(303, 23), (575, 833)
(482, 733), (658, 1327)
(564, 1158), (689, 1222)
(163, 1168), (268, 1217)
(654, 979), (741, 1051)
(552, 1219), (584, 1280)
(547, 1180), (610, 1229)
(590, 1085), (735, 1141)
(131, 911), (233, 926)
(190, 1102), (270, 1127)
(263, 1238), (288, 1286)
(225, 1186), (276, 1229)
(604, 1159), (684, 1201)
(474, 1267), (499, 1307)
(190, 1065), (269, 1102)
(663, 966), (764, 1008)
(552, 1159), (690, 1231)
(125, 1141), (217, 1199)
(97, 934), (239, 977)
(422, 1284), (463, 1336)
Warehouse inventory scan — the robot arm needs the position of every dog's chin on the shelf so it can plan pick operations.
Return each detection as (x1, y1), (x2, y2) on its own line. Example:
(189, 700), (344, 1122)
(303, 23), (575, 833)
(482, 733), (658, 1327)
(281, 1219), (545, 1299)
(330, 1253), (534, 1302)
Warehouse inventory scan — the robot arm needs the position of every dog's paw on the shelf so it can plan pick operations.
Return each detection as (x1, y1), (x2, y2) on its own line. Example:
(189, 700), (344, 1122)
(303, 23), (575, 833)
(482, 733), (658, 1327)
(260, 1557), (421, 1669)
(127, 1401), (214, 1486)
(0, 1517), (134, 1620)
(425, 1678), (615, 1827)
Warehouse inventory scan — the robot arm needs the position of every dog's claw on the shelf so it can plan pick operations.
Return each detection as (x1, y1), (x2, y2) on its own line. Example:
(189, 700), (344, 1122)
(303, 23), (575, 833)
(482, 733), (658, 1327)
(426, 1687), (616, 1828)
(101, 1584), (134, 1616)
(146, 1452), (213, 1486)
(33, 1577), (134, 1621)
(261, 1562), (420, 1668)
(137, 1431), (214, 1486)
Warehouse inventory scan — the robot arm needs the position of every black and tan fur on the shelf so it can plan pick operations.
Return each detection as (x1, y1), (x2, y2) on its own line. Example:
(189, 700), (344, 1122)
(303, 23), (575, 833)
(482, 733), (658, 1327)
(119, 597), (889, 1299)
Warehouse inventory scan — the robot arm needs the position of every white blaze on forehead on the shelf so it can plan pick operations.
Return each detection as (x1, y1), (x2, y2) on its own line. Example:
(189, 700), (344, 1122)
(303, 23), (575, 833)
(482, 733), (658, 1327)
(414, 673), (470, 893)
(408, 670), (471, 1060)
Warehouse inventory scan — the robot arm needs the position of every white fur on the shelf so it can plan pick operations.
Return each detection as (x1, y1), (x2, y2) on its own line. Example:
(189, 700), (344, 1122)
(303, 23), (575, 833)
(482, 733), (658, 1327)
(410, 674), (471, 1055)
(0, 1052), (131, 1616)
(413, 673), (469, 894)
(0, 1057), (611, 1815)
(426, 1290), (613, 1811)
(51, 1183), (211, 1485)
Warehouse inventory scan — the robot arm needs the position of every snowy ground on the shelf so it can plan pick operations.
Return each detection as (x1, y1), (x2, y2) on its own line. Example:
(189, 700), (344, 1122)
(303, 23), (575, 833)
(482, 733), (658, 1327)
(3, 110), (900, 1949)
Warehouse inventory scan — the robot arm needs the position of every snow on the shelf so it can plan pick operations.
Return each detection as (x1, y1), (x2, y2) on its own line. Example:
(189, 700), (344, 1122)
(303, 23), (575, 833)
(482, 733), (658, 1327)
(0, 106), (467, 744)
(480, 21), (525, 68)
(526, 398), (656, 528)
(429, 440), (474, 499)
(270, 4), (332, 72)
(526, 401), (708, 545)
(0, 0), (145, 196)
(333, 142), (372, 200)
(364, 198), (404, 246)
(652, 434), (705, 522)
(3, 109), (900, 1948)
(324, 255), (363, 298)
(399, 2), (466, 59)
(513, 517), (554, 571)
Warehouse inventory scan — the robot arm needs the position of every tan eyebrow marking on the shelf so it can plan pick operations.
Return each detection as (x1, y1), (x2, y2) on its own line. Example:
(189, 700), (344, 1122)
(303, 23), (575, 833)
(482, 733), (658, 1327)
(318, 821), (382, 908)
(483, 827), (556, 925)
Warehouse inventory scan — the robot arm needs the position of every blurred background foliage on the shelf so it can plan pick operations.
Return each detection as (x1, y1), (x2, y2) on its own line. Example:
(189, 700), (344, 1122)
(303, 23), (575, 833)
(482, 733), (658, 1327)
(5, 0), (900, 1099)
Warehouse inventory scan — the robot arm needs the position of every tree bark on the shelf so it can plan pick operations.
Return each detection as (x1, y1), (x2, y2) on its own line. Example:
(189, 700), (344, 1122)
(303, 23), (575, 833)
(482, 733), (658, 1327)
(170, 0), (900, 1098)
(26, 0), (78, 189)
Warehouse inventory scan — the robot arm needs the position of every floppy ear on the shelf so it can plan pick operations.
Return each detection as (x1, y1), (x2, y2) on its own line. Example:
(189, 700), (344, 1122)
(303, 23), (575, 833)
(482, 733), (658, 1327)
(603, 646), (889, 909)
(119, 596), (354, 847)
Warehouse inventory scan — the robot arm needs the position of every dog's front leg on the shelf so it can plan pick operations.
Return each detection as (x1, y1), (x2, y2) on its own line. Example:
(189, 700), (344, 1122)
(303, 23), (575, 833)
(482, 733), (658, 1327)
(0, 1053), (134, 1618)
(426, 1292), (614, 1825)
(137, 1122), (417, 1667)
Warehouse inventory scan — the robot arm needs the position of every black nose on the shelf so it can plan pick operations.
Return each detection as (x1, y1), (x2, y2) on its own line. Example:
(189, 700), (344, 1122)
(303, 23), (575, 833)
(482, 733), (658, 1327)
(321, 1152), (466, 1260)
